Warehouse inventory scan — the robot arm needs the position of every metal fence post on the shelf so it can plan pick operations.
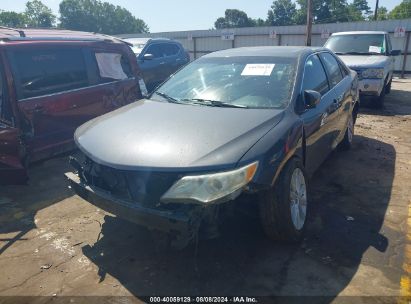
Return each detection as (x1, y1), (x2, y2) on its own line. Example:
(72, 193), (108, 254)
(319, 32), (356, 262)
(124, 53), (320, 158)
(193, 37), (197, 60)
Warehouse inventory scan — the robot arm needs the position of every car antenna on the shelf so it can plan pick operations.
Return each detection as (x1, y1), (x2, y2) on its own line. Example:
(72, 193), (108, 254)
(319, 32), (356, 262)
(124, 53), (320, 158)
(0, 26), (26, 37)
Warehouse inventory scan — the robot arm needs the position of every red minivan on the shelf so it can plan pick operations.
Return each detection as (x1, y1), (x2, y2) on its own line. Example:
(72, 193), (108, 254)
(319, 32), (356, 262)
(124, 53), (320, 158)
(0, 28), (145, 184)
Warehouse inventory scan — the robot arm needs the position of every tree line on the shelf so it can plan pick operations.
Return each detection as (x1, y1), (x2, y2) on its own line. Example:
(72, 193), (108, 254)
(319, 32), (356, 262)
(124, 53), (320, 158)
(0, 0), (149, 35)
(214, 0), (411, 29)
(1, 0), (410, 34)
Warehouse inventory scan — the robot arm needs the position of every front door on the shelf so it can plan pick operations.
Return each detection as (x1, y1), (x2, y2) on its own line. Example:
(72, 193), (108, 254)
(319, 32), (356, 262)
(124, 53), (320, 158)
(7, 46), (94, 160)
(299, 54), (335, 176)
(138, 43), (167, 92)
(6, 45), (141, 162)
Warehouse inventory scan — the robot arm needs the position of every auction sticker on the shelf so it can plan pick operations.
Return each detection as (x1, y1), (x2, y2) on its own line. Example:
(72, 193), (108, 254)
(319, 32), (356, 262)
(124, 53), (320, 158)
(241, 64), (275, 76)
(369, 46), (382, 53)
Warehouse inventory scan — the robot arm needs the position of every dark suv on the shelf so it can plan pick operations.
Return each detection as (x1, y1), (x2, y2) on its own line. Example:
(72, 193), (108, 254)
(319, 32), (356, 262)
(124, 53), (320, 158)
(124, 38), (190, 92)
(0, 27), (144, 184)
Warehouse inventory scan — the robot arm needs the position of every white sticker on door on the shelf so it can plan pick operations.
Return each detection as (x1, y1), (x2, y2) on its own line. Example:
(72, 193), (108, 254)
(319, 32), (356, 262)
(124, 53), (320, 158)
(241, 64), (275, 76)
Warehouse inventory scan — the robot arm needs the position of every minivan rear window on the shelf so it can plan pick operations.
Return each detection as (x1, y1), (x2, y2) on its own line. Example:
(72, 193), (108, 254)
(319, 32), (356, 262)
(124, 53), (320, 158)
(9, 48), (89, 100)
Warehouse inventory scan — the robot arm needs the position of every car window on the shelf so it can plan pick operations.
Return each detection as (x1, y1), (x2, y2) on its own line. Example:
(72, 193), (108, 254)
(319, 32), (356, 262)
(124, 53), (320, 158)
(319, 52), (343, 88)
(164, 44), (180, 57)
(95, 52), (133, 83)
(10, 48), (89, 100)
(145, 44), (164, 59)
(302, 55), (329, 95)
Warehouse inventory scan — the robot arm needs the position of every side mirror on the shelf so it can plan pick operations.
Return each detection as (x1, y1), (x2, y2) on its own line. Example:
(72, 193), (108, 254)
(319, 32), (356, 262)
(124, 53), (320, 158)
(143, 53), (154, 60)
(304, 90), (321, 109)
(390, 50), (401, 56)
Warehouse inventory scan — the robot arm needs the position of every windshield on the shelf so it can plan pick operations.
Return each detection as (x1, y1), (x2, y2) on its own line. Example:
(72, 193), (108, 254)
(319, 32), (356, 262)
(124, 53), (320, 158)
(150, 56), (297, 109)
(325, 34), (386, 55)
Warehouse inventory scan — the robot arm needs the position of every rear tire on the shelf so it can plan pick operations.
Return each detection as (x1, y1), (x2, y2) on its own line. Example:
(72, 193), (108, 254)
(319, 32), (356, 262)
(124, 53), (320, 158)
(339, 113), (354, 151)
(259, 158), (308, 242)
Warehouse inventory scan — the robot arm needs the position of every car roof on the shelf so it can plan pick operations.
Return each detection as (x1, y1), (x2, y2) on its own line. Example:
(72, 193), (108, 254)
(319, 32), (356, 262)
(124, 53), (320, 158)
(203, 46), (327, 58)
(123, 37), (151, 44)
(123, 37), (174, 44)
(0, 26), (128, 44)
(331, 31), (387, 36)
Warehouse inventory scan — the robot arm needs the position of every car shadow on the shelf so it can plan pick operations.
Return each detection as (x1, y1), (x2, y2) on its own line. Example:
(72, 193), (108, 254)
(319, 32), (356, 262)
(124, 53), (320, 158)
(360, 88), (411, 116)
(0, 155), (73, 255)
(81, 134), (396, 301)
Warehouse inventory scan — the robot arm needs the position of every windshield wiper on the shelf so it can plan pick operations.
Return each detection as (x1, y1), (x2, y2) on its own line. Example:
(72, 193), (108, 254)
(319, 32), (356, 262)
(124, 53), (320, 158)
(335, 51), (379, 55)
(181, 98), (248, 108)
(153, 91), (181, 103)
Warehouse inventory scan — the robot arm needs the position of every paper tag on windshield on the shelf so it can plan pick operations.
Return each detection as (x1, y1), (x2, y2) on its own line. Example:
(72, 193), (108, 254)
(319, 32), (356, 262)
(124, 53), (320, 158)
(241, 64), (275, 76)
(369, 46), (382, 53)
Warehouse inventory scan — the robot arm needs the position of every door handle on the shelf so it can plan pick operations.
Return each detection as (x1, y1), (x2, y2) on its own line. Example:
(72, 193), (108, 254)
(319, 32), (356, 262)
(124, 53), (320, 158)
(159, 62), (166, 65)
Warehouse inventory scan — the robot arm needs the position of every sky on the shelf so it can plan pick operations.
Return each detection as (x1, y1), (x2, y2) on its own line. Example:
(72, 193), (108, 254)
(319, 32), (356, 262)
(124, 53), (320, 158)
(1, 0), (404, 33)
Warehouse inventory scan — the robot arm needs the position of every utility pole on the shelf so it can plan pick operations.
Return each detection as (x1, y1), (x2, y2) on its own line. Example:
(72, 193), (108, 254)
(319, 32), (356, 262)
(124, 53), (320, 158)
(306, 0), (313, 46)
(374, 0), (380, 20)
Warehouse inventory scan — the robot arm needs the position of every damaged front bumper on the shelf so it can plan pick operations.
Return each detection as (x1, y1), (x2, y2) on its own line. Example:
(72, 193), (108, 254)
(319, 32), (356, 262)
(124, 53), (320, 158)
(65, 172), (203, 246)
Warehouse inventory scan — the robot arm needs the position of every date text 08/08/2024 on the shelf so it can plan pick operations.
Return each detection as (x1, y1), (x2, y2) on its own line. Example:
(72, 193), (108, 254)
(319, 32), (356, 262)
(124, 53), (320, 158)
(148, 297), (258, 303)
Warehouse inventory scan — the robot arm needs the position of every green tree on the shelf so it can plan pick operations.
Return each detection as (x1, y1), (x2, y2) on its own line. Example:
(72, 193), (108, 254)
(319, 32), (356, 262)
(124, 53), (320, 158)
(0, 11), (27, 27)
(352, 0), (371, 15)
(375, 6), (389, 20)
(389, 0), (411, 19)
(347, 4), (366, 21)
(25, 0), (56, 27)
(214, 9), (255, 29)
(59, 0), (149, 34)
(295, 0), (364, 24)
(267, 0), (297, 26)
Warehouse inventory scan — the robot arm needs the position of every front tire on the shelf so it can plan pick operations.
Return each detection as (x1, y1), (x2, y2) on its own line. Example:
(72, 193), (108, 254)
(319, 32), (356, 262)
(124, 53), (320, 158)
(373, 82), (386, 108)
(259, 158), (308, 242)
(385, 79), (392, 94)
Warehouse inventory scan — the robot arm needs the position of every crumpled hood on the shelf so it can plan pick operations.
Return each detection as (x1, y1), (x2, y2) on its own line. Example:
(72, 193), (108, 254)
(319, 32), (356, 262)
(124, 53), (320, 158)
(75, 99), (284, 171)
(338, 55), (389, 69)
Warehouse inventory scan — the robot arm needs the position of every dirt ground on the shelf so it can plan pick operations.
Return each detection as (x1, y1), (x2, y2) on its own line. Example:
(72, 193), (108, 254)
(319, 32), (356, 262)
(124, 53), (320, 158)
(1, 79), (411, 303)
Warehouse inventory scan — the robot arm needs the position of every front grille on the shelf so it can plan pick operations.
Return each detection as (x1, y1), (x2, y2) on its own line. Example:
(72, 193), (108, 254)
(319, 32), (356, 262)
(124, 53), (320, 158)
(79, 155), (179, 208)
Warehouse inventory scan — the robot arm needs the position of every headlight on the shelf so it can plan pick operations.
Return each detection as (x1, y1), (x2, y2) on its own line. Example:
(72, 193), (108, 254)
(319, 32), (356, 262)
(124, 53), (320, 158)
(161, 162), (258, 205)
(361, 68), (384, 79)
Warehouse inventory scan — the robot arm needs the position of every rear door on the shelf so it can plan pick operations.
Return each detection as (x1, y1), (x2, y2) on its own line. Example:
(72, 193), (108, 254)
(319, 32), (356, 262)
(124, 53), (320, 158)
(318, 52), (347, 148)
(163, 43), (184, 75)
(0, 53), (27, 184)
(90, 46), (142, 116)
